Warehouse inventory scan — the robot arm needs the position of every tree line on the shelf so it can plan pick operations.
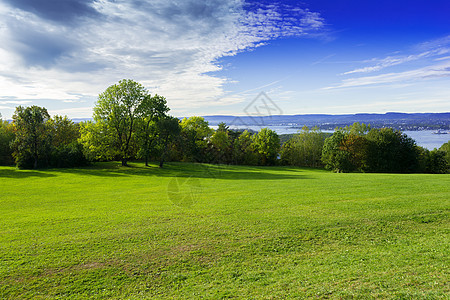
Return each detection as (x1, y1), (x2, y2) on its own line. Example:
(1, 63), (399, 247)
(283, 123), (450, 174)
(0, 79), (449, 173)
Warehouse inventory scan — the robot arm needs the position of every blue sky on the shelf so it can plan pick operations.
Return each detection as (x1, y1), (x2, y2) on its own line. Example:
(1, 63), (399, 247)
(0, 0), (449, 119)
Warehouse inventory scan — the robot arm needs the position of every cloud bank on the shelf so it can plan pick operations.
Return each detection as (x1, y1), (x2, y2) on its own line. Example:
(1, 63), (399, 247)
(0, 0), (325, 116)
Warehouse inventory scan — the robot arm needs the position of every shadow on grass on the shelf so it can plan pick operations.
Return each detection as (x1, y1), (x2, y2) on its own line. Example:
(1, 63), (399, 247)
(0, 162), (315, 180)
(0, 168), (56, 178)
(27, 162), (313, 180)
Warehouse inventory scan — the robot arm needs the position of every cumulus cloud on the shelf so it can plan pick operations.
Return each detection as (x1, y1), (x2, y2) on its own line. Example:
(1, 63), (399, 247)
(0, 0), (325, 115)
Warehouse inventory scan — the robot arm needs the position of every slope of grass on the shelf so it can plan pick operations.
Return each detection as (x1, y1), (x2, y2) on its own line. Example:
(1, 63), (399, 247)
(0, 162), (449, 299)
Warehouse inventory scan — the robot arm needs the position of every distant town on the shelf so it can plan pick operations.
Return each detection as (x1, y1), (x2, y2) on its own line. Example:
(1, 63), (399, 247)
(202, 112), (450, 132)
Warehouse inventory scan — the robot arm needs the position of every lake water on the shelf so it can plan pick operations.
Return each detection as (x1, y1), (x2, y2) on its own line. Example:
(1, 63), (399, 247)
(225, 125), (449, 150)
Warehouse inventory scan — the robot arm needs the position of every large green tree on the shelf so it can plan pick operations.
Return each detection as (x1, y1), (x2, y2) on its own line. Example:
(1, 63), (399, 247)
(321, 130), (356, 173)
(365, 128), (418, 173)
(179, 116), (213, 162)
(136, 94), (169, 166)
(92, 79), (156, 166)
(321, 123), (371, 172)
(252, 128), (280, 165)
(157, 116), (181, 168)
(11, 106), (51, 169)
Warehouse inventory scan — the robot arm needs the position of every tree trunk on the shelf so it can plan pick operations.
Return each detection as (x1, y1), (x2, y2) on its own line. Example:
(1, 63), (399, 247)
(159, 148), (165, 168)
(159, 136), (169, 168)
(122, 158), (128, 166)
(145, 155), (149, 167)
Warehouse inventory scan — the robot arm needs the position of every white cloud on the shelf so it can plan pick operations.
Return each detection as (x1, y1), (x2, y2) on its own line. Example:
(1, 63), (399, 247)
(326, 60), (450, 89)
(342, 48), (450, 75)
(0, 0), (325, 117)
(340, 35), (450, 76)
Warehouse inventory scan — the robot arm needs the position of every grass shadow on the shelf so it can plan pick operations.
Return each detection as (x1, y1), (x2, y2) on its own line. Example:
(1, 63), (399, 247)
(0, 168), (56, 178)
(46, 161), (314, 180)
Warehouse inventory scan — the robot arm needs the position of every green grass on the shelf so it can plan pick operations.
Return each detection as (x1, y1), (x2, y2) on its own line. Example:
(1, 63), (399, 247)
(0, 162), (449, 299)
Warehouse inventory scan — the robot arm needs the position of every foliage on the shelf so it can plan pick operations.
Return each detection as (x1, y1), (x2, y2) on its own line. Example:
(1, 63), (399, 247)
(48, 115), (80, 147)
(178, 116), (213, 162)
(47, 115), (88, 168)
(439, 141), (450, 172)
(136, 94), (170, 166)
(0, 118), (15, 165)
(232, 130), (258, 165)
(320, 123), (445, 174)
(11, 106), (52, 169)
(416, 147), (448, 174)
(49, 142), (89, 168)
(321, 123), (373, 173)
(156, 116), (181, 168)
(209, 130), (231, 163)
(93, 79), (155, 166)
(280, 126), (326, 167)
(79, 121), (117, 161)
(251, 128), (280, 165)
(322, 130), (360, 172)
(365, 128), (418, 173)
(341, 122), (371, 136)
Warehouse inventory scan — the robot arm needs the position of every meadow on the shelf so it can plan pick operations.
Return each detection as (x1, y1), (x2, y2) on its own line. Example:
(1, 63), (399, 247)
(0, 162), (449, 299)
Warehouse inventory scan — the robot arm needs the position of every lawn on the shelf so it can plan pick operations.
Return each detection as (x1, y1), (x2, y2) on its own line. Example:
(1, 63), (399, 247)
(0, 162), (449, 299)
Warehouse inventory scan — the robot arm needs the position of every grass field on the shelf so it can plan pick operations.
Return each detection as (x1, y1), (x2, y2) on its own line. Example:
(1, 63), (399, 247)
(0, 162), (449, 299)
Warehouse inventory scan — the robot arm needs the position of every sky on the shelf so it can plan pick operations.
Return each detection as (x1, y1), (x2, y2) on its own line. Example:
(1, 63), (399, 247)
(0, 0), (450, 119)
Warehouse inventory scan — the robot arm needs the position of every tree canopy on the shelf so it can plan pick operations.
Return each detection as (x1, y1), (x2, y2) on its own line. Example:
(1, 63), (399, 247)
(11, 106), (51, 169)
(92, 79), (166, 166)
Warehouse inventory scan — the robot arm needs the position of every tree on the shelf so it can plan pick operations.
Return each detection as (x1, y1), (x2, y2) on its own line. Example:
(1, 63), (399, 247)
(0, 115), (15, 166)
(365, 128), (418, 173)
(47, 116), (87, 168)
(210, 130), (231, 164)
(232, 130), (258, 165)
(321, 130), (357, 172)
(79, 121), (117, 161)
(440, 141), (450, 172)
(136, 94), (169, 166)
(321, 123), (372, 173)
(280, 126), (326, 167)
(93, 79), (155, 166)
(179, 116), (213, 162)
(342, 122), (371, 136)
(252, 128), (280, 165)
(11, 106), (51, 169)
(157, 116), (180, 168)
(48, 115), (80, 147)
(417, 146), (448, 174)
(217, 122), (229, 133)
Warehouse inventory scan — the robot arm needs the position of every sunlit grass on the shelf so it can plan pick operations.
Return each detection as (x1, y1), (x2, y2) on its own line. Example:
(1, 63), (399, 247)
(1, 162), (449, 299)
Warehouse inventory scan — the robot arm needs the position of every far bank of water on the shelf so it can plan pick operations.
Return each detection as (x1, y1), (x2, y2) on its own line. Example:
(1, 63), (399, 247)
(224, 125), (449, 150)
